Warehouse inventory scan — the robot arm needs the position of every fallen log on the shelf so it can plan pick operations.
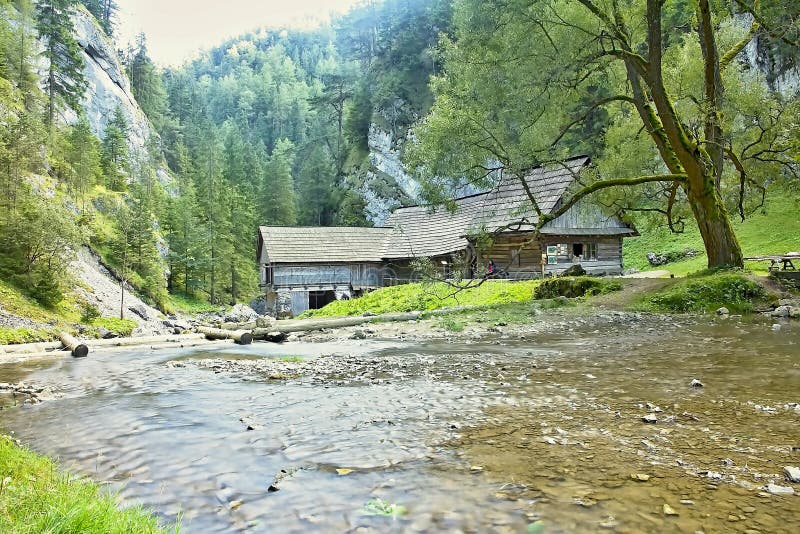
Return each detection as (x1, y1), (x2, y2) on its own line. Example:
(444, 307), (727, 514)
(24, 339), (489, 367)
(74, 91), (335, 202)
(197, 327), (253, 345)
(0, 350), (73, 362)
(258, 311), (423, 335)
(59, 332), (89, 358)
(0, 341), (63, 354)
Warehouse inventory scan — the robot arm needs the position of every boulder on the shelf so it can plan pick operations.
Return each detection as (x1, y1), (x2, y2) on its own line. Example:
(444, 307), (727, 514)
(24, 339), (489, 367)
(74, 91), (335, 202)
(716, 307), (730, 316)
(128, 304), (151, 321)
(249, 296), (269, 316)
(561, 264), (587, 277)
(646, 252), (668, 266)
(224, 303), (260, 324)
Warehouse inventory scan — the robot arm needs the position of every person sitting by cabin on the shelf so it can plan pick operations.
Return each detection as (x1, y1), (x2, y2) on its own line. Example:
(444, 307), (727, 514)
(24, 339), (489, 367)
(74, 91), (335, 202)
(486, 259), (496, 278)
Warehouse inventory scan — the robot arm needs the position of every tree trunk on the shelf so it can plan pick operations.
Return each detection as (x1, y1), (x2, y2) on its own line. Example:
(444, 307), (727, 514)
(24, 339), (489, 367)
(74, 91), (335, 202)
(685, 180), (744, 268)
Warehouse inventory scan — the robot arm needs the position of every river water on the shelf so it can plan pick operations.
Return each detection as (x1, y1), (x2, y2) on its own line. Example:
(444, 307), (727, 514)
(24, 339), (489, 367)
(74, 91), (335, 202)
(0, 313), (798, 533)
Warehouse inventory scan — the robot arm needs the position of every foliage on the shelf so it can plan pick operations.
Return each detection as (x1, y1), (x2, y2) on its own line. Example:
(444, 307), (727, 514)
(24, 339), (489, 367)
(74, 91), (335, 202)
(642, 273), (767, 313)
(89, 317), (137, 337)
(0, 435), (171, 533)
(534, 277), (622, 300)
(0, 184), (86, 307)
(301, 280), (540, 318)
(79, 302), (101, 323)
(0, 327), (58, 345)
(35, 0), (86, 126)
(407, 0), (800, 269)
(439, 316), (465, 332)
(167, 292), (221, 314)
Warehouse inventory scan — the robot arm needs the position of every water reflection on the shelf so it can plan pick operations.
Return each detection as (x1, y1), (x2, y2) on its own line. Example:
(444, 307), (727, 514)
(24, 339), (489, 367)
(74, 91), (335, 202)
(0, 316), (798, 533)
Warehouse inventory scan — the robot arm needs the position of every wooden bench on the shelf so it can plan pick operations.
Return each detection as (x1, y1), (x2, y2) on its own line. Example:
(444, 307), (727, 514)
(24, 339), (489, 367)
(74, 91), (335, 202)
(745, 254), (799, 272)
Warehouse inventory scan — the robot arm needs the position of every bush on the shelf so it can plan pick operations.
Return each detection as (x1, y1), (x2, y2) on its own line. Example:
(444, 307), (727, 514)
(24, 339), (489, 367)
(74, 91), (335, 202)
(533, 277), (622, 299)
(0, 327), (58, 345)
(80, 303), (101, 323)
(645, 273), (767, 313)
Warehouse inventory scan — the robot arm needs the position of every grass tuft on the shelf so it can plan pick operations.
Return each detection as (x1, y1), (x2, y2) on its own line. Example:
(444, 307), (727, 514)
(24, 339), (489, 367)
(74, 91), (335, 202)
(640, 272), (768, 313)
(0, 435), (173, 533)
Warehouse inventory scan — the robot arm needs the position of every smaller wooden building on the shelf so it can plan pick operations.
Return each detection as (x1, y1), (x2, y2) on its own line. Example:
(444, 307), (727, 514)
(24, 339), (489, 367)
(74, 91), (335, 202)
(259, 156), (638, 316)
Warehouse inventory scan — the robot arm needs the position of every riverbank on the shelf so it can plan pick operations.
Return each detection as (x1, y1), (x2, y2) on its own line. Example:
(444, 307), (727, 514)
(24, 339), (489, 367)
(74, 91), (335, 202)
(0, 435), (171, 533)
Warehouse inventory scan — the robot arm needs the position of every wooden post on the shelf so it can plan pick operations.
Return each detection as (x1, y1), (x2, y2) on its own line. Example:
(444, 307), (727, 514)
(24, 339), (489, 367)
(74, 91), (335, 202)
(197, 327), (253, 345)
(59, 332), (89, 358)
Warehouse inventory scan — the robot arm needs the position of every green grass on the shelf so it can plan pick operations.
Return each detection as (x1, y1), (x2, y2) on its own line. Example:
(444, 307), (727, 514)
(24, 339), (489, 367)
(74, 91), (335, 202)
(166, 292), (222, 315)
(0, 327), (59, 345)
(638, 272), (769, 313)
(624, 193), (800, 276)
(88, 317), (138, 337)
(300, 280), (541, 318)
(533, 277), (622, 299)
(0, 435), (173, 533)
(279, 356), (305, 363)
(439, 316), (466, 332)
(0, 278), (80, 326)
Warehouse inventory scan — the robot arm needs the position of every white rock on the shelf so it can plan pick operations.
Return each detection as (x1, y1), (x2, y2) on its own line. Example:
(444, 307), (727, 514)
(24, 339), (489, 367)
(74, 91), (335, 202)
(784, 466), (800, 483)
(765, 482), (795, 495)
(716, 307), (730, 315)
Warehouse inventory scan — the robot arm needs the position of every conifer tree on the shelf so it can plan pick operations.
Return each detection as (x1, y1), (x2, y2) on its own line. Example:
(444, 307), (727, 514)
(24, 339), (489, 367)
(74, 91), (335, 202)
(261, 138), (297, 226)
(35, 0), (86, 127)
(101, 105), (129, 190)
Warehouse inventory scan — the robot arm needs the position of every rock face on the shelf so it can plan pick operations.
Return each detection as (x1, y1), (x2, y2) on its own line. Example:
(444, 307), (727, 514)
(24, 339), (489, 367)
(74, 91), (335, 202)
(224, 303), (260, 324)
(56, 8), (170, 186)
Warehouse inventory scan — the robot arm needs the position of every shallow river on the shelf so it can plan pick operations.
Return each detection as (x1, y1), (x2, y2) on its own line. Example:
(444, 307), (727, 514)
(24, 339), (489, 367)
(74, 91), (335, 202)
(1, 314), (798, 533)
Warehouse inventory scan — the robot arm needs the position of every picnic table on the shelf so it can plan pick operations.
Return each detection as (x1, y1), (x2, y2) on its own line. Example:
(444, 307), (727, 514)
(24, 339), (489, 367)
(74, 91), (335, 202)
(745, 253), (800, 271)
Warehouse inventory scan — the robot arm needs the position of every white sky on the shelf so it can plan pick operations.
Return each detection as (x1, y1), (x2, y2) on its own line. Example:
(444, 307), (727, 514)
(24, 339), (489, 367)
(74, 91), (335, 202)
(115, 0), (362, 66)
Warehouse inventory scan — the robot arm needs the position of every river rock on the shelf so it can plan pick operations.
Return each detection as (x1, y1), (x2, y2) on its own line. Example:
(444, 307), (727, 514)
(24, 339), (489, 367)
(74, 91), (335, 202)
(225, 304), (260, 323)
(771, 306), (791, 318)
(642, 413), (658, 424)
(128, 304), (151, 321)
(691, 379), (704, 388)
(784, 466), (800, 483)
(256, 316), (275, 329)
(716, 307), (730, 316)
(765, 483), (795, 495)
(663, 503), (678, 516)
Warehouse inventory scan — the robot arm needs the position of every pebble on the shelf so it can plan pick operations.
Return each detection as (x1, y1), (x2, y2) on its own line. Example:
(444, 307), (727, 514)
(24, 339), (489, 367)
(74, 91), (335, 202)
(631, 473), (650, 482)
(690, 379), (704, 388)
(642, 413), (658, 424)
(680, 499), (694, 505)
(765, 483), (794, 495)
(663, 503), (678, 516)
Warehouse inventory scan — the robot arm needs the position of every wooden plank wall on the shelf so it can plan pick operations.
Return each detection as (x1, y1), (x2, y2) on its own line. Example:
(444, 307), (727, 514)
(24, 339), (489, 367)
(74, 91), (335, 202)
(478, 235), (624, 276)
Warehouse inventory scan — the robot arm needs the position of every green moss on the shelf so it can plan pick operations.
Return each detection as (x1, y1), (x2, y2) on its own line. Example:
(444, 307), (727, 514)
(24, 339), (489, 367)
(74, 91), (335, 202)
(300, 280), (540, 318)
(533, 277), (622, 299)
(640, 273), (768, 313)
(0, 435), (173, 533)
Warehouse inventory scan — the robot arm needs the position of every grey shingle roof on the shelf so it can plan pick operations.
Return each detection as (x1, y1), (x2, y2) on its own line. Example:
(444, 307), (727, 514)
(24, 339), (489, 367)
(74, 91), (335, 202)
(260, 157), (636, 264)
(258, 226), (393, 263)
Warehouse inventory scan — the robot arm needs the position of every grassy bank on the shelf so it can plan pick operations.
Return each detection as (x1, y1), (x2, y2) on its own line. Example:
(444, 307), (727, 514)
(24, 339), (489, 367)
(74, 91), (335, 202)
(0, 435), (171, 533)
(636, 272), (771, 313)
(300, 280), (541, 318)
(624, 194), (800, 276)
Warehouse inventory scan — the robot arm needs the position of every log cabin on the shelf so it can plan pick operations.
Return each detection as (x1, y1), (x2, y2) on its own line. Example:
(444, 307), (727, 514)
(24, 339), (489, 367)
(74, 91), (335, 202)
(258, 156), (637, 316)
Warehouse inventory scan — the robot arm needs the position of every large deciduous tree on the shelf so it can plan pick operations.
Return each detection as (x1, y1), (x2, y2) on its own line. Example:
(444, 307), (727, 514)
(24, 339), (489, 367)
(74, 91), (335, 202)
(408, 0), (799, 269)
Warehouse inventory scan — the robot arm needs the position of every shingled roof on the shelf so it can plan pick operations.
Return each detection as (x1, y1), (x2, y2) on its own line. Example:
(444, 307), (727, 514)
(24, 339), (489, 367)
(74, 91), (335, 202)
(383, 156), (594, 258)
(260, 156), (635, 264)
(258, 226), (393, 263)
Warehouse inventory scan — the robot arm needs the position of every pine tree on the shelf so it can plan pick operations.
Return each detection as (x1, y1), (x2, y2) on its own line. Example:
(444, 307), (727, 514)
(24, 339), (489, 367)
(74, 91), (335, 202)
(126, 33), (167, 127)
(261, 138), (297, 225)
(65, 115), (102, 209)
(101, 105), (129, 190)
(35, 0), (86, 127)
(296, 145), (337, 226)
(80, 0), (117, 35)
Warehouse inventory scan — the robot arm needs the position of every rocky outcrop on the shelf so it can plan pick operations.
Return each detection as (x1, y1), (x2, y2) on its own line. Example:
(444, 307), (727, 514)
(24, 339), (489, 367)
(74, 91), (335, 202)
(57, 9), (152, 156)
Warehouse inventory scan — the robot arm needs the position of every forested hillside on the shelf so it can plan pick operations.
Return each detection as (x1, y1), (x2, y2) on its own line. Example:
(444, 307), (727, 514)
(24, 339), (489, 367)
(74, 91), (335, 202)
(1, 0), (797, 320)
